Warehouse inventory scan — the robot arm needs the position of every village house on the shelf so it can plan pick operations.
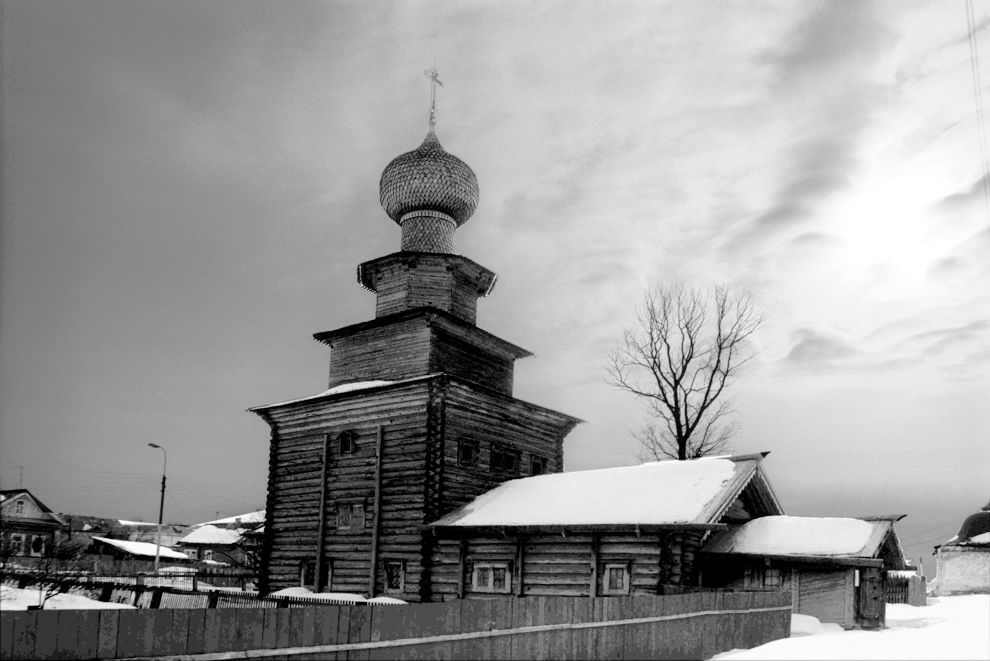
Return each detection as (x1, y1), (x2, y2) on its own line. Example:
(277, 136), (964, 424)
(0, 489), (67, 560)
(931, 499), (990, 596)
(87, 536), (191, 563)
(425, 453), (782, 599)
(701, 514), (912, 629)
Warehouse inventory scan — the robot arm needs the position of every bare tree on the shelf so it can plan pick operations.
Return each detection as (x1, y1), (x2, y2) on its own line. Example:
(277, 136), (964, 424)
(608, 283), (763, 461)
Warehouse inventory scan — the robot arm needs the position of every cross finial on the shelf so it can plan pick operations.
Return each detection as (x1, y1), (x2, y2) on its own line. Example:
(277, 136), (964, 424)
(424, 67), (443, 129)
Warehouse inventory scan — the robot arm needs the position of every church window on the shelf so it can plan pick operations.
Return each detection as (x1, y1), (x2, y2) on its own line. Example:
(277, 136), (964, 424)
(338, 430), (357, 454)
(300, 561), (316, 588)
(603, 563), (630, 595)
(458, 439), (480, 467)
(336, 505), (352, 530)
(530, 454), (547, 475)
(384, 560), (405, 593)
(490, 444), (520, 472)
(472, 561), (511, 593)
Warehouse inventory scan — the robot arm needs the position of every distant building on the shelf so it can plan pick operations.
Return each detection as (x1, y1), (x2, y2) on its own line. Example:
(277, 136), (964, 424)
(88, 536), (191, 562)
(0, 489), (67, 559)
(932, 500), (990, 596)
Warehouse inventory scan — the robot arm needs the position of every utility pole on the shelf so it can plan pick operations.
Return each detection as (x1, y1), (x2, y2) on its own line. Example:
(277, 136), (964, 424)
(147, 444), (167, 572)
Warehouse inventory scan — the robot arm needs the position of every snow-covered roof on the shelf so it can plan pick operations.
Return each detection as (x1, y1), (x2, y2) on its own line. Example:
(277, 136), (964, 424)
(91, 536), (190, 560)
(117, 519), (159, 527)
(178, 525), (243, 546)
(251, 380), (397, 409)
(430, 454), (775, 528)
(703, 515), (899, 559)
(959, 531), (990, 545)
(193, 510), (265, 528)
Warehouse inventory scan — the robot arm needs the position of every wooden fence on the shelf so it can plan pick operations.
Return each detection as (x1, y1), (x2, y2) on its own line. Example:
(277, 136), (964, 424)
(884, 574), (926, 606)
(0, 591), (791, 660)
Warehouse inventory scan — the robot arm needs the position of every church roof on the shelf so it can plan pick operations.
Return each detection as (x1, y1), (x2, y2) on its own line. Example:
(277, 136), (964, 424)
(379, 130), (479, 226)
(428, 453), (780, 530)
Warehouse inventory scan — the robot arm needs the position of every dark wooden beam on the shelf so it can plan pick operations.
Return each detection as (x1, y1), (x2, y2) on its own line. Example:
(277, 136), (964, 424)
(314, 433), (332, 591)
(368, 425), (384, 597)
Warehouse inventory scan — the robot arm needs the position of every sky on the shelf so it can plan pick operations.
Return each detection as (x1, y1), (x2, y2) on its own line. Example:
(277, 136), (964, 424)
(1, 0), (988, 577)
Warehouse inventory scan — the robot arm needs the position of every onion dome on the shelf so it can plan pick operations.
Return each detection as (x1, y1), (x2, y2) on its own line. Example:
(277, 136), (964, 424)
(952, 500), (990, 544)
(379, 129), (479, 227)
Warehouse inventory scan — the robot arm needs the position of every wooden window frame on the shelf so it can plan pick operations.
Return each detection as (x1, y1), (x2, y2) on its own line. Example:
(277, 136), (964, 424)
(300, 560), (316, 588)
(384, 560), (405, 594)
(490, 443), (521, 472)
(602, 562), (631, 595)
(336, 504), (352, 530)
(471, 561), (512, 594)
(14, 500), (25, 515)
(457, 438), (480, 467)
(10, 533), (25, 556)
(338, 430), (358, 455)
(530, 454), (548, 475)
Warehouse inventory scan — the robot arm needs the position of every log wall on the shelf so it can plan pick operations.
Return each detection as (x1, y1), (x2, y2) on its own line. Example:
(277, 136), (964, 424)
(429, 531), (705, 600)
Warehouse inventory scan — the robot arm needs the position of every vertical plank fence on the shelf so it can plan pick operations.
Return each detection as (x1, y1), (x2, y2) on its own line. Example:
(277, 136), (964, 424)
(0, 591), (791, 660)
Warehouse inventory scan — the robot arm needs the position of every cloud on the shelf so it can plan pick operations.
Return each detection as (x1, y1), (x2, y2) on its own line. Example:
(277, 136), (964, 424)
(719, 3), (896, 256)
(931, 173), (990, 214)
(782, 328), (857, 367)
(909, 320), (990, 356)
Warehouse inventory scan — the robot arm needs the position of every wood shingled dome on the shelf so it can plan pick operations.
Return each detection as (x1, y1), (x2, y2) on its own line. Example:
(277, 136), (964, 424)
(379, 130), (479, 226)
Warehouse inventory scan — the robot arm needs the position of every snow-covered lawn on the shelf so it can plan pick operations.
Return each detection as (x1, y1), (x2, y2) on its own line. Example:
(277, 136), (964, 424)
(0, 585), (135, 610)
(714, 594), (990, 660)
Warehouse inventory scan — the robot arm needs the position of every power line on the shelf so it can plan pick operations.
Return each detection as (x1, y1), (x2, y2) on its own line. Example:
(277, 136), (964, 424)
(965, 0), (990, 228)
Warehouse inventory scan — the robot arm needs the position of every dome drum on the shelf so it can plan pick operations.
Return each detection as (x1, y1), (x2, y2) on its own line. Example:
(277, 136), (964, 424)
(401, 211), (456, 253)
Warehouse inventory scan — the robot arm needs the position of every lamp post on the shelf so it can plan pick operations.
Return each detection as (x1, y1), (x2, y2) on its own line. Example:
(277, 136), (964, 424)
(148, 443), (167, 572)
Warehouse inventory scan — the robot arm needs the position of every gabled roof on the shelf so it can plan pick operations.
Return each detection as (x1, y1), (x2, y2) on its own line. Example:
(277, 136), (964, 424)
(192, 510), (266, 528)
(0, 489), (66, 526)
(429, 453), (781, 530)
(91, 536), (190, 560)
(703, 515), (909, 568)
(177, 524), (244, 546)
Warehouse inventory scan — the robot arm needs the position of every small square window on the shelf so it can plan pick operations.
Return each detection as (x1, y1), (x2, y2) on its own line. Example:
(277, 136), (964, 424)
(530, 455), (547, 475)
(603, 563), (630, 595)
(338, 430), (357, 454)
(458, 439), (480, 467)
(337, 505), (352, 530)
(490, 444), (521, 472)
(384, 561), (405, 593)
(472, 562), (511, 593)
(203, 549), (214, 561)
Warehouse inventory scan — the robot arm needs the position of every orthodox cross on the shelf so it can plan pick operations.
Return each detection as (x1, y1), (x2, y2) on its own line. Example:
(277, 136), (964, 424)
(424, 67), (443, 128)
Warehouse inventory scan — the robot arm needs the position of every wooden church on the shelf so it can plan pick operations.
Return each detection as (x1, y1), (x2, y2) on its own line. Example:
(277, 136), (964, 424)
(250, 80), (580, 601)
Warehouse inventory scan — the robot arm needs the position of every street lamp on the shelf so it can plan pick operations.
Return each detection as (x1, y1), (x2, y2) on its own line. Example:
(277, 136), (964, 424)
(147, 443), (167, 572)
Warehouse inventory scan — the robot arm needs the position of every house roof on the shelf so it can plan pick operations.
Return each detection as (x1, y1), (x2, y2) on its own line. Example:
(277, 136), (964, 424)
(0, 489), (66, 526)
(429, 453), (780, 530)
(178, 525), (244, 546)
(703, 515), (908, 566)
(193, 510), (266, 528)
(91, 536), (190, 560)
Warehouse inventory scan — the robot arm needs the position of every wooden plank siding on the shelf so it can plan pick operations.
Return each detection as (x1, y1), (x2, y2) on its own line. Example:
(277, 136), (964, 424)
(429, 532), (707, 600)
(260, 381), (434, 599)
(325, 318), (433, 388)
(258, 373), (578, 603)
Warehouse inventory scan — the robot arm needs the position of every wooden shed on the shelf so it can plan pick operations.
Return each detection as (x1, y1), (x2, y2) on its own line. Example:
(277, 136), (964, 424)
(701, 514), (911, 629)
(426, 453), (783, 600)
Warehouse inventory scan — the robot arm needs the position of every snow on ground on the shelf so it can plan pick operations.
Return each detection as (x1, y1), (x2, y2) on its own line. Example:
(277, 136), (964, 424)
(0, 585), (135, 610)
(713, 594), (990, 660)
